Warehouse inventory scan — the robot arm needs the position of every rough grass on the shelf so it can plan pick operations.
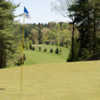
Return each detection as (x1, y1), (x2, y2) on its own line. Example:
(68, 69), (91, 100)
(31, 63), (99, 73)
(0, 61), (100, 100)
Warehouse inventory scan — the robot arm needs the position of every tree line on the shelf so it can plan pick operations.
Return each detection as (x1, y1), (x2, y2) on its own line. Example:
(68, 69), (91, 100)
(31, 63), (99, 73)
(0, 0), (19, 68)
(53, 0), (100, 61)
(0, 0), (100, 68)
(0, 0), (74, 68)
(67, 0), (100, 61)
(18, 22), (73, 48)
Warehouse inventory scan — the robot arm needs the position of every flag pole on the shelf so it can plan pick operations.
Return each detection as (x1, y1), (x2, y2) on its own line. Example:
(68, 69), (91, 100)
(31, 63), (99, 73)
(20, 14), (25, 92)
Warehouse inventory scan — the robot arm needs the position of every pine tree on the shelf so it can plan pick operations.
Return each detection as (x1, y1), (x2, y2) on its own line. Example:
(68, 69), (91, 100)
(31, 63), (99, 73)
(38, 23), (43, 44)
(0, 0), (17, 68)
(68, 0), (100, 60)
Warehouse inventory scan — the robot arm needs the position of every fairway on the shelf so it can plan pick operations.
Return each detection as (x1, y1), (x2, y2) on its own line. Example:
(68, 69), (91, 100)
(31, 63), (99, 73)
(24, 45), (69, 65)
(0, 0), (100, 100)
(0, 61), (100, 100)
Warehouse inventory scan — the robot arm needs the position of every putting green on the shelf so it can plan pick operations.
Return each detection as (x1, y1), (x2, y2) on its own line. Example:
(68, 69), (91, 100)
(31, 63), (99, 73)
(0, 61), (100, 100)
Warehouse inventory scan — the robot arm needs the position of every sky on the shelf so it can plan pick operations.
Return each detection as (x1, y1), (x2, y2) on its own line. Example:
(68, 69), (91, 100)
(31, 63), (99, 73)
(11, 0), (70, 24)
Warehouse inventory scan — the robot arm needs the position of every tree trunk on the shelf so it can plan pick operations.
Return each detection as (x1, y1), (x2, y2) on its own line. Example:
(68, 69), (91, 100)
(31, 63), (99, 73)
(93, 8), (96, 54)
(71, 21), (75, 60)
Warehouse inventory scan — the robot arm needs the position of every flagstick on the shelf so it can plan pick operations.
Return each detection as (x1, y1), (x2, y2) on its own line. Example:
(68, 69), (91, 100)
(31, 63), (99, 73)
(20, 14), (25, 92)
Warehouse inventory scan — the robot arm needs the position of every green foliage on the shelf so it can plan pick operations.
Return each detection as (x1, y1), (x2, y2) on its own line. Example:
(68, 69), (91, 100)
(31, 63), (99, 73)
(55, 48), (59, 54)
(67, 38), (80, 61)
(17, 22), (72, 50)
(67, 0), (100, 61)
(43, 48), (47, 52)
(50, 48), (53, 53)
(0, 0), (18, 68)
(39, 47), (42, 52)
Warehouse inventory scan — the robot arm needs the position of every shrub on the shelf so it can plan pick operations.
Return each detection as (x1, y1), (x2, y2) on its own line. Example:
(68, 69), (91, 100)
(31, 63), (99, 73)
(44, 48), (47, 52)
(50, 48), (53, 53)
(38, 47), (42, 52)
(55, 48), (59, 54)
(29, 44), (32, 50)
(45, 41), (50, 45)
(32, 46), (35, 51)
(60, 42), (64, 47)
(16, 54), (26, 66)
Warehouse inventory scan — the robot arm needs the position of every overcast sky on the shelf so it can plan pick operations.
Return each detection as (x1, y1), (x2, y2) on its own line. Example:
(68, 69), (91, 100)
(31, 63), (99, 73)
(11, 0), (70, 24)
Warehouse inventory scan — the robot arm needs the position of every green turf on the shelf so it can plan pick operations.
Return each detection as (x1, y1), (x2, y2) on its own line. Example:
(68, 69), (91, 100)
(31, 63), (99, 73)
(0, 61), (100, 100)
(24, 45), (69, 65)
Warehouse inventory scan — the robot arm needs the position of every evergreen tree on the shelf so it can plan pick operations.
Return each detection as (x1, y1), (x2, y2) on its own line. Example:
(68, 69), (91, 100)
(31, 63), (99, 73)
(68, 0), (100, 61)
(38, 23), (43, 44)
(0, 0), (17, 68)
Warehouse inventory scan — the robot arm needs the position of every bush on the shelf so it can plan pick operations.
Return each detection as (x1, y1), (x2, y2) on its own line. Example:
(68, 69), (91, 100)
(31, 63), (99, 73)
(16, 54), (26, 66)
(38, 47), (42, 52)
(32, 46), (35, 51)
(55, 48), (59, 54)
(87, 52), (100, 60)
(45, 41), (50, 45)
(50, 48), (53, 53)
(60, 42), (64, 47)
(44, 48), (47, 52)
(29, 44), (32, 50)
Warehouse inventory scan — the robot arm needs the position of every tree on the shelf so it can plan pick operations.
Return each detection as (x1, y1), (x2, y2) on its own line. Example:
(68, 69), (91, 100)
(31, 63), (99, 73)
(31, 28), (38, 44)
(52, 0), (77, 60)
(38, 23), (43, 44)
(0, 0), (17, 68)
(53, 0), (100, 61)
(68, 0), (100, 60)
(42, 27), (50, 44)
(89, 0), (100, 54)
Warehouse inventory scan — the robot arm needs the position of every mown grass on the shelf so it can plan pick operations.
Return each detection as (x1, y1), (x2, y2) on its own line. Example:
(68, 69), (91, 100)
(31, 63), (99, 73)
(0, 61), (100, 100)
(24, 44), (69, 65)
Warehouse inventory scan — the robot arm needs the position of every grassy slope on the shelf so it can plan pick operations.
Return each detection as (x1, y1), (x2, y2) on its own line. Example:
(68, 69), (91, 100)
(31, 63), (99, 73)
(0, 61), (100, 100)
